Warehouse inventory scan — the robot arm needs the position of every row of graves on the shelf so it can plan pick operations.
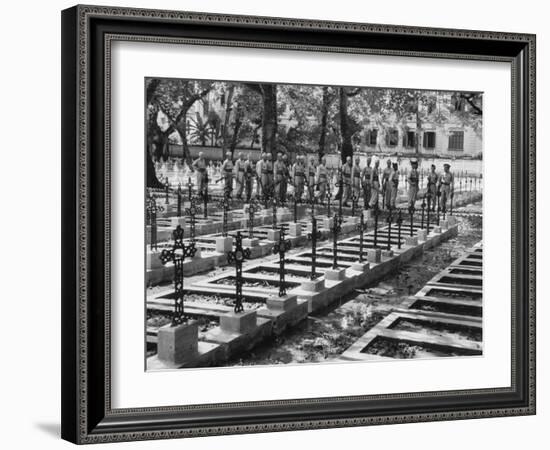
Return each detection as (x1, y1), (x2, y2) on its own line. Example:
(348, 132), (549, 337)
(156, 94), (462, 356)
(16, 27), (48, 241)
(339, 242), (483, 361)
(146, 167), (483, 284)
(146, 174), (473, 369)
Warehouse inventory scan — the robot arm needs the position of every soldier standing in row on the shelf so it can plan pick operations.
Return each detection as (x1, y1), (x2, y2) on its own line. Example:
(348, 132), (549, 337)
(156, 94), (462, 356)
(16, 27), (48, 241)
(316, 156), (328, 203)
(361, 156), (373, 209)
(191, 151), (207, 196)
(426, 164), (439, 211)
(389, 162), (399, 210)
(351, 156), (362, 204)
(407, 158), (420, 209)
(281, 154), (290, 204)
(382, 159), (393, 210)
(438, 163), (454, 213)
(342, 156), (353, 207)
(233, 152), (246, 200)
(292, 155), (306, 202)
(256, 152), (270, 200)
(273, 152), (286, 203)
(307, 156), (316, 201)
(221, 151), (234, 197)
(244, 154), (254, 202)
(369, 159), (381, 209)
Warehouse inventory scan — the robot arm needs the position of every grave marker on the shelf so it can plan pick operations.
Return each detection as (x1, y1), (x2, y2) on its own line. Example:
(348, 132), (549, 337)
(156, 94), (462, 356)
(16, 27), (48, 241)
(159, 225), (197, 325)
(146, 196), (164, 251)
(227, 231), (252, 313)
(273, 227), (292, 297)
(307, 216), (322, 280)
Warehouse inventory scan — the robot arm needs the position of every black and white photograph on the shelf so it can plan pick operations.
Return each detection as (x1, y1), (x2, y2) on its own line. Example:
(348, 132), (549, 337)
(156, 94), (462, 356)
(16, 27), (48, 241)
(145, 78), (484, 370)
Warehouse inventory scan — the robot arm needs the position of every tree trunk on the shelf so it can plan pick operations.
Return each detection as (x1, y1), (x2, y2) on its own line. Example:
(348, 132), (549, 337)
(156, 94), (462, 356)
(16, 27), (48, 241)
(339, 87), (354, 164)
(318, 86), (329, 160)
(260, 84), (277, 159)
(175, 120), (193, 168)
(146, 145), (164, 188)
(229, 112), (243, 157)
(221, 86), (235, 153)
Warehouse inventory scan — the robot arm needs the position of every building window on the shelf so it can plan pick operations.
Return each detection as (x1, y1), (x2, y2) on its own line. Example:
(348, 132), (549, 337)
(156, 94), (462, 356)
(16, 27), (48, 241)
(366, 129), (378, 146)
(423, 131), (436, 149)
(385, 128), (399, 147)
(448, 131), (464, 150)
(404, 131), (416, 148)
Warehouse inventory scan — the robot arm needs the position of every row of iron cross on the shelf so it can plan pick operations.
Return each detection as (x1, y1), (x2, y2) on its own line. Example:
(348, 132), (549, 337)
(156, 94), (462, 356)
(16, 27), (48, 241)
(151, 183), (455, 326)
(158, 223), (292, 326)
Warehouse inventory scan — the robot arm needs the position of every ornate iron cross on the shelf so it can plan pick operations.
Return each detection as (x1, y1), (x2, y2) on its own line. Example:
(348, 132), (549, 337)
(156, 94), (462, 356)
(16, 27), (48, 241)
(176, 183), (182, 217)
(326, 181), (332, 217)
(356, 212), (367, 262)
(307, 216), (323, 280)
(351, 194), (358, 217)
(270, 195), (278, 230)
(420, 196), (426, 229)
(330, 213), (342, 270)
(273, 227), (291, 297)
(337, 168), (344, 220)
(164, 177), (170, 204)
(396, 209), (403, 249)
(187, 177), (194, 202)
(386, 209), (393, 251)
(185, 195), (202, 244)
(159, 225), (197, 326)
(426, 196), (431, 233)
(373, 203), (379, 249)
(202, 171), (209, 219)
(247, 200), (262, 239)
(306, 193), (317, 220)
(217, 187), (232, 237)
(146, 196), (164, 251)
(408, 205), (415, 236)
(227, 231), (251, 313)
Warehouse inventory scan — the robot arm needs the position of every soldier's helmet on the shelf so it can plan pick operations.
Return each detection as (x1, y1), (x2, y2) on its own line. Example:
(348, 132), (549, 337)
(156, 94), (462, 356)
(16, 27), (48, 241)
(410, 158), (418, 166)
(199, 151), (204, 157)
(444, 163), (451, 169)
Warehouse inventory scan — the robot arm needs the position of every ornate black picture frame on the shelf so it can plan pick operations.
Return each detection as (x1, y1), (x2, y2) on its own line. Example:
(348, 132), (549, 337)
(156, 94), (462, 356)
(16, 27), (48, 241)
(61, 4), (536, 444)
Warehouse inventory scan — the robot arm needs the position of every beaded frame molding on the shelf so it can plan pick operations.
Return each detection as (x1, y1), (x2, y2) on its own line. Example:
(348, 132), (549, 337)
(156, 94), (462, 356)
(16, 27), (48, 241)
(61, 4), (536, 444)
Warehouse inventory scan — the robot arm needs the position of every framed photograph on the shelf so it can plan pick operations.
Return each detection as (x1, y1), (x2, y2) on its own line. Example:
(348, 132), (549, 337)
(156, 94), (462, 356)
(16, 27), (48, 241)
(61, 4), (536, 444)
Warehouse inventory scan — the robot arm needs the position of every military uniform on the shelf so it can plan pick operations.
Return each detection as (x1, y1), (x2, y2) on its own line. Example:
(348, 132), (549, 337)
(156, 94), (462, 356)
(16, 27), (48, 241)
(382, 165), (392, 209)
(192, 157), (207, 195)
(292, 161), (305, 201)
(342, 162), (352, 204)
(256, 159), (271, 199)
(234, 158), (246, 199)
(221, 158), (234, 195)
(351, 162), (362, 201)
(408, 167), (420, 208)
(361, 165), (372, 209)
(307, 162), (316, 200)
(439, 170), (454, 212)
(389, 168), (399, 209)
(316, 163), (328, 201)
(274, 160), (286, 203)
(244, 159), (254, 202)
(369, 167), (380, 208)
(426, 171), (439, 211)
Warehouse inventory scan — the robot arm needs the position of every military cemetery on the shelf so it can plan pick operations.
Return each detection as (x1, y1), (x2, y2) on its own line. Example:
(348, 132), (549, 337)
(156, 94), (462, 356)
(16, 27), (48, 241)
(145, 78), (483, 370)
